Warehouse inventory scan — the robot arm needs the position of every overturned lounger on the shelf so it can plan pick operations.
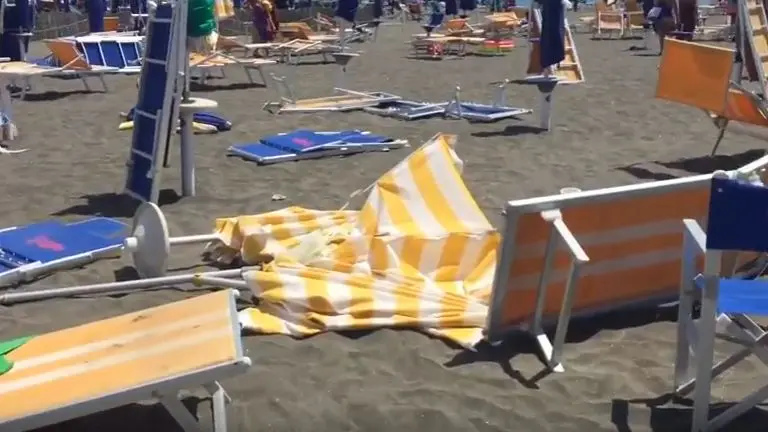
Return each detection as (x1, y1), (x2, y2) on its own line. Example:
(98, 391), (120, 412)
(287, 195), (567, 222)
(364, 99), (449, 120)
(263, 75), (401, 113)
(444, 82), (532, 122)
(0, 289), (251, 431)
(0, 217), (127, 287)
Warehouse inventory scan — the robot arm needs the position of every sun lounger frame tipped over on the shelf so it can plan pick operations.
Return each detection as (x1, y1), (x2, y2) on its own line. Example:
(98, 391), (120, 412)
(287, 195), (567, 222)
(0, 289), (251, 432)
(443, 81), (532, 122)
(262, 73), (400, 113)
(485, 159), (768, 372)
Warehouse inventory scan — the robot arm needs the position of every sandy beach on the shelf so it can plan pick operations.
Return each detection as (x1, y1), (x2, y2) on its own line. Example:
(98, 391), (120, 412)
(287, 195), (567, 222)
(2, 13), (768, 431)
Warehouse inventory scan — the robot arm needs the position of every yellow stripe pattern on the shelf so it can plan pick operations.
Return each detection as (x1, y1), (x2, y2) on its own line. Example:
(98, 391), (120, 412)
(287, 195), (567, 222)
(208, 134), (500, 348)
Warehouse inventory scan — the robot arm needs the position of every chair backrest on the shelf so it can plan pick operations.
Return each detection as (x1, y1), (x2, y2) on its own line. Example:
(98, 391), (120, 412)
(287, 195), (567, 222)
(44, 39), (90, 70)
(280, 22), (312, 40)
(0, 290), (246, 428)
(722, 87), (768, 126)
(655, 38), (732, 115)
(216, 36), (243, 51)
(445, 18), (468, 30)
(104, 16), (119, 32)
(487, 174), (717, 339)
(707, 174), (768, 253)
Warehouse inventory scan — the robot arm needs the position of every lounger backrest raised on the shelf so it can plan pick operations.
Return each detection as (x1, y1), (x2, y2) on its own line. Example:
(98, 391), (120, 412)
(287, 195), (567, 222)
(44, 39), (91, 70)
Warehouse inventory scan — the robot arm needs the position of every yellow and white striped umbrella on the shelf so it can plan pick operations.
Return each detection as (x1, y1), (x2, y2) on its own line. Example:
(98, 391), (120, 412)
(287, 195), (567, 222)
(208, 134), (500, 348)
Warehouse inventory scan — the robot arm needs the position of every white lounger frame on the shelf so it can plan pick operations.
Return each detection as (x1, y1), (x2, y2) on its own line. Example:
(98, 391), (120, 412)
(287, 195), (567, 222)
(444, 80), (533, 122)
(487, 155), (768, 373)
(263, 73), (400, 113)
(1, 290), (250, 432)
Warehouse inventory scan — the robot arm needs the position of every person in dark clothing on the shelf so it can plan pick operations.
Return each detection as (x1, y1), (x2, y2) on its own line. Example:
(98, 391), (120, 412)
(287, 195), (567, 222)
(649, 0), (676, 53)
(676, 0), (697, 40)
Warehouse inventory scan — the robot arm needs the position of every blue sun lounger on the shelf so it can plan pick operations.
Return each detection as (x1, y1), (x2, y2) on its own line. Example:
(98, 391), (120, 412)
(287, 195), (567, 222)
(0, 217), (127, 287)
(444, 81), (533, 122)
(77, 36), (143, 74)
(228, 129), (407, 165)
(363, 99), (449, 120)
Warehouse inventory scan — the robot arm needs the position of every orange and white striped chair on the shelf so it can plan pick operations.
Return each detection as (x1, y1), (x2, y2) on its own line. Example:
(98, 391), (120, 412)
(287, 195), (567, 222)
(0, 290), (250, 431)
(485, 157), (768, 372)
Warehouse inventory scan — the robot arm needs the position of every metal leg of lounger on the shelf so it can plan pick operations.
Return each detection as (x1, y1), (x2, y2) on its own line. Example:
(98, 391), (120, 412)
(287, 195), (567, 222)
(711, 117), (728, 156)
(256, 67), (267, 87)
(243, 66), (255, 85)
(159, 392), (206, 432)
(531, 210), (560, 371)
(80, 75), (92, 93)
(205, 382), (231, 432)
(99, 74), (109, 93)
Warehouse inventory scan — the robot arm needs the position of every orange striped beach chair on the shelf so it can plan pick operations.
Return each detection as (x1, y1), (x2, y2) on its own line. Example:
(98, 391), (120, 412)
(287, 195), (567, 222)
(485, 167), (768, 372)
(656, 38), (768, 156)
(0, 290), (251, 431)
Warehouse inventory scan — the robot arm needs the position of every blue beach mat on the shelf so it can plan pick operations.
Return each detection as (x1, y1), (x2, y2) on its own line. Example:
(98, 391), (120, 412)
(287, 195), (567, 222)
(228, 129), (408, 165)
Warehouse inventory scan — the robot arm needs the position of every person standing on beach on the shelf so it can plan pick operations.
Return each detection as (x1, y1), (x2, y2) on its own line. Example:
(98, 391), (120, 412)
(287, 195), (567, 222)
(676, 0), (697, 40)
(249, 0), (278, 43)
(647, 0), (676, 54)
(187, 0), (218, 53)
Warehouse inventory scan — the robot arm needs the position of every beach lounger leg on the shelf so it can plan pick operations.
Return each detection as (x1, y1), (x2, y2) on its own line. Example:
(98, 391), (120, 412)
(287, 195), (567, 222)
(159, 392), (206, 432)
(80, 75), (92, 93)
(243, 66), (255, 85)
(711, 117), (728, 155)
(256, 67), (267, 86)
(674, 220), (706, 393)
(205, 382), (231, 432)
(99, 74), (109, 93)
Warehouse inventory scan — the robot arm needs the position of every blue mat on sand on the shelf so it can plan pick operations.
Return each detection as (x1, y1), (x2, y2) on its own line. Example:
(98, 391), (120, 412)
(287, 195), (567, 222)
(0, 218), (127, 281)
(228, 129), (407, 165)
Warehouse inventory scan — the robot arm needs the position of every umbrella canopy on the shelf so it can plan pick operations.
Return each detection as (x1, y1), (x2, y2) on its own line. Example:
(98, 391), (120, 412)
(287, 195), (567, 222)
(208, 134), (500, 349)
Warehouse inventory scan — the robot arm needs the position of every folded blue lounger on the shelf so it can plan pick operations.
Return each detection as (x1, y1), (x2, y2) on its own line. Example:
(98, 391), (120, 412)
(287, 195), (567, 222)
(0, 217), (127, 287)
(228, 129), (407, 165)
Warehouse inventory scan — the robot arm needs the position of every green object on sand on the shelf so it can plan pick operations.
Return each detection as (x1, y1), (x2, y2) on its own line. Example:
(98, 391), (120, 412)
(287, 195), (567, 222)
(187, 0), (217, 38)
(0, 336), (34, 375)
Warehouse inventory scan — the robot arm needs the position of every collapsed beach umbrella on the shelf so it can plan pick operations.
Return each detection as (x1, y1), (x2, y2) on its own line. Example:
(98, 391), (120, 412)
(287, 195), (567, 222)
(539, 0), (565, 71)
(207, 134), (499, 349)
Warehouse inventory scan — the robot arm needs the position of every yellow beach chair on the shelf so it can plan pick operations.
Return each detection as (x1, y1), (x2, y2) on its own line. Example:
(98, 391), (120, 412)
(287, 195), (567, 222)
(655, 38), (768, 155)
(592, 0), (625, 39)
(0, 289), (250, 431)
(189, 51), (276, 86)
(279, 22), (340, 43)
(216, 36), (276, 58)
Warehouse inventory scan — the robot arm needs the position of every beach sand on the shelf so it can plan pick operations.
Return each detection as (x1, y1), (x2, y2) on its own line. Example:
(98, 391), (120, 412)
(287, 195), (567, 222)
(3, 15), (768, 431)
